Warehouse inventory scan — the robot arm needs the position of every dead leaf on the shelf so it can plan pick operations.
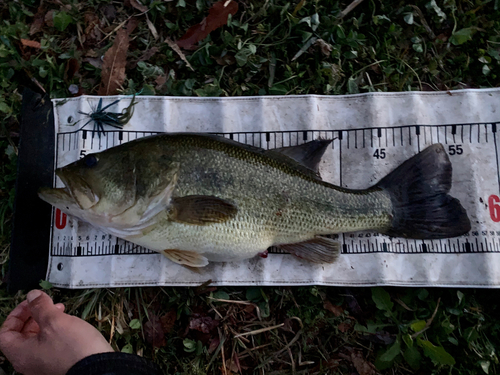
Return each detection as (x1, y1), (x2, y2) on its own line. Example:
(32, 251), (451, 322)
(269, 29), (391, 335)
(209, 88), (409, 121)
(84, 57), (102, 69)
(337, 322), (351, 333)
(44, 10), (55, 28)
(21, 39), (41, 49)
(155, 75), (167, 90)
(436, 33), (449, 42)
(84, 12), (103, 45)
(208, 336), (220, 353)
(65, 58), (79, 80)
(128, 47), (159, 69)
(128, 0), (148, 12)
(144, 314), (166, 348)
(344, 291), (364, 319)
(160, 310), (176, 334)
(146, 17), (158, 40)
(126, 18), (140, 34)
(314, 38), (333, 56)
(165, 37), (194, 71)
(29, 4), (46, 35)
(102, 4), (117, 22)
(177, 0), (238, 50)
(214, 54), (236, 66)
(224, 358), (239, 373)
(324, 300), (343, 317)
(350, 351), (376, 375)
(98, 20), (138, 96)
(189, 316), (219, 333)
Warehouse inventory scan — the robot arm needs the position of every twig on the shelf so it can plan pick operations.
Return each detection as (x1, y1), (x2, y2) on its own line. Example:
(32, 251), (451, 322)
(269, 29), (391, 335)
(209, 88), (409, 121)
(411, 297), (441, 339)
(273, 329), (303, 358)
(221, 333), (227, 375)
(409, 5), (436, 39)
(337, 0), (365, 20)
(234, 323), (284, 338)
(394, 297), (416, 311)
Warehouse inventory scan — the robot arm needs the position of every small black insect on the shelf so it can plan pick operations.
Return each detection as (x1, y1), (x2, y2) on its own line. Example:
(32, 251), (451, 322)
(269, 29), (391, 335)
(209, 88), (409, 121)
(76, 94), (137, 138)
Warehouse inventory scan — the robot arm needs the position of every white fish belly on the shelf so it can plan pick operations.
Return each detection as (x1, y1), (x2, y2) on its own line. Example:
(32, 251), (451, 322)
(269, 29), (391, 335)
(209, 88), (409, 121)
(125, 216), (276, 262)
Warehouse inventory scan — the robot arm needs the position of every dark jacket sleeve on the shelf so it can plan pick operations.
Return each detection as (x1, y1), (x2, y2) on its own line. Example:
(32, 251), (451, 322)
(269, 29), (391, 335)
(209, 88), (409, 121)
(66, 352), (163, 375)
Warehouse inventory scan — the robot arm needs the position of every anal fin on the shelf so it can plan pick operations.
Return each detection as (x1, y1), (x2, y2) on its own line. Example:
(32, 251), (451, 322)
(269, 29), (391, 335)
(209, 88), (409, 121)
(279, 237), (340, 263)
(161, 249), (209, 268)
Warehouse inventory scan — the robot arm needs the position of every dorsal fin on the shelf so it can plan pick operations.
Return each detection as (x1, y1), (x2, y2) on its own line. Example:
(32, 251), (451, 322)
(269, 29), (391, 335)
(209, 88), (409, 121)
(266, 139), (333, 177)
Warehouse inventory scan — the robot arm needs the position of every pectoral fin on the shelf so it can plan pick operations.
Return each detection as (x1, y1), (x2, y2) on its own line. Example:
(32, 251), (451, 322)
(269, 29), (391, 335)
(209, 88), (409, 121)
(169, 195), (237, 225)
(279, 237), (340, 263)
(161, 249), (209, 268)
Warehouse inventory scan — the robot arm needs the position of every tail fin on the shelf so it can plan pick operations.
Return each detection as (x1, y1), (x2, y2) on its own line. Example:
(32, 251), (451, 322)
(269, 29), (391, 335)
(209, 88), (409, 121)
(377, 144), (470, 239)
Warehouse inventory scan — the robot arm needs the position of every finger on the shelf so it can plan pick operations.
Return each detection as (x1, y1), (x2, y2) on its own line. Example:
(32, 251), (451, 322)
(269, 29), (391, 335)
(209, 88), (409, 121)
(0, 300), (31, 334)
(20, 317), (40, 335)
(26, 290), (61, 328)
(20, 301), (65, 336)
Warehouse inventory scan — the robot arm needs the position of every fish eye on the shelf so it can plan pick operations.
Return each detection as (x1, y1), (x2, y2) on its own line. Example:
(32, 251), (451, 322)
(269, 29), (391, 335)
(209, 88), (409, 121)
(84, 154), (98, 168)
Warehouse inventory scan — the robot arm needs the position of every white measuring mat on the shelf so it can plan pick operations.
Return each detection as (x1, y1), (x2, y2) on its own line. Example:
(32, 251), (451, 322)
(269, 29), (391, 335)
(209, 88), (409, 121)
(47, 89), (500, 288)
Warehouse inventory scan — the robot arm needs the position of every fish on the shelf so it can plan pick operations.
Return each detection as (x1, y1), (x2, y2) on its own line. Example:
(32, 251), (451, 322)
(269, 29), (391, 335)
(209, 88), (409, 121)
(39, 133), (471, 267)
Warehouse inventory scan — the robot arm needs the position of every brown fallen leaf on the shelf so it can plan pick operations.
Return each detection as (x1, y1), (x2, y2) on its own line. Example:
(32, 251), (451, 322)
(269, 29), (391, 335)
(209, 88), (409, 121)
(324, 300), (344, 317)
(155, 75), (167, 90)
(44, 10), (55, 27)
(177, 0), (238, 50)
(350, 350), (376, 375)
(29, 3), (46, 35)
(65, 58), (80, 80)
(84, 12), (103, 45)
(21, 39), (41, 49)
(189, 316), (219, 333)
(98, 19), (138, 96)
(314, 38), (333, 56)
(214, 54), (236, 66)
(144, 314), (166, 348)
(208, 336), (220, 353)
(127, 0), (148, 12)
(165, 37), (194, 71)
(160, 310), (176, 334)
(337, 321), (351, 333)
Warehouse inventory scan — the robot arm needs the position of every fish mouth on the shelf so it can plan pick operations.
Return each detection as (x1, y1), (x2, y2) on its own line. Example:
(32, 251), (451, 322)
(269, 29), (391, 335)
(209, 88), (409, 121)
(38, 186), (77, 211)
(39, 169), (100, 210)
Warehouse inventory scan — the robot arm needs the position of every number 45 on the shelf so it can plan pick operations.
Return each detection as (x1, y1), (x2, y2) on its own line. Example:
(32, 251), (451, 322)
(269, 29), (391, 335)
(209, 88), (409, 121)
(448, 145), (463, 155)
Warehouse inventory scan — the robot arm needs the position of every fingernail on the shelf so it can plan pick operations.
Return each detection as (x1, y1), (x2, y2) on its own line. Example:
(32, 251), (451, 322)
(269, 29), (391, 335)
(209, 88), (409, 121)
(27, 290), (43, 303)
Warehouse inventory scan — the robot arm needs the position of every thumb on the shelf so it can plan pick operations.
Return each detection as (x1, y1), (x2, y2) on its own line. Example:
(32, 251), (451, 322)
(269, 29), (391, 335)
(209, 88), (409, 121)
(26, 290), (61, 327)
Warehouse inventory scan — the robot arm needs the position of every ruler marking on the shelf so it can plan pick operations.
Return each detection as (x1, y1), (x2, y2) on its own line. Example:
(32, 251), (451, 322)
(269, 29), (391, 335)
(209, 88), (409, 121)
(416, 126), (420, 152)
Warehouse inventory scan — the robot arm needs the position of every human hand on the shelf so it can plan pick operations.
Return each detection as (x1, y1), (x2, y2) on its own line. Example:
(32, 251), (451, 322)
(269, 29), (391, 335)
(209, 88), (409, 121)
(0, 290), (114, 375)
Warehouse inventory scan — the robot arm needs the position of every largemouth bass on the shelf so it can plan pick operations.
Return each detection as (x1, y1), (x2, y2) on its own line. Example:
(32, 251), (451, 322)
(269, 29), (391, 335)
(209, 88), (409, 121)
(39, 134), (471, 267)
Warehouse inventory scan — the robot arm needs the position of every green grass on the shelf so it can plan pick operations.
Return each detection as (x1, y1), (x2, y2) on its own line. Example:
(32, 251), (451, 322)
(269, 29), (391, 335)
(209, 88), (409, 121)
(1, 0), (500, 373)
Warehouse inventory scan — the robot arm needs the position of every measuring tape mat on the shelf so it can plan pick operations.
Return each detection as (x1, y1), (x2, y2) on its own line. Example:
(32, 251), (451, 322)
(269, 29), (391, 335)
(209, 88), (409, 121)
(49, 122), (500, 258)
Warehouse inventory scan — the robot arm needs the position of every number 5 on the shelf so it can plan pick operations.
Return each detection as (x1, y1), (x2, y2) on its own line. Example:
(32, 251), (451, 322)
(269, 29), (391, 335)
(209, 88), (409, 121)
(448, 145), (463, 155)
